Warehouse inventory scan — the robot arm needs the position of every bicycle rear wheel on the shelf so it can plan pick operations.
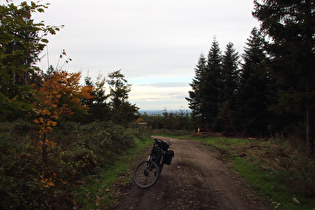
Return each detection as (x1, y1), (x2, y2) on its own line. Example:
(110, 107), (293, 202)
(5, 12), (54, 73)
(133, 160), (160, 188)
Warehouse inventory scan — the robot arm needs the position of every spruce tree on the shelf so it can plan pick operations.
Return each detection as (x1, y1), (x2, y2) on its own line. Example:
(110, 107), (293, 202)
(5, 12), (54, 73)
(187, 38), (223, 130)
(237, 28), (269, 136)
(218, 42), (239, 134)
(204, 38), (222, 130)
(186, 54), (207, 129)
(253, 0), (315, 154)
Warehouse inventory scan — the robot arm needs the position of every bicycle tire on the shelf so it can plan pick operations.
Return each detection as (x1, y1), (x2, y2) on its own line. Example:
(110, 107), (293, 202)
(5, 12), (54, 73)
(133, 160), (160, 188)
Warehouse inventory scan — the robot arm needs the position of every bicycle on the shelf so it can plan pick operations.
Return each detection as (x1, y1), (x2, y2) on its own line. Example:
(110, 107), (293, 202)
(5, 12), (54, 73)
(133, 138), (174, 188)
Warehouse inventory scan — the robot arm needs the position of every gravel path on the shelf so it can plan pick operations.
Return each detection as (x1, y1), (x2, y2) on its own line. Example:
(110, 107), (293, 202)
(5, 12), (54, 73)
(112, 136), (270, 210)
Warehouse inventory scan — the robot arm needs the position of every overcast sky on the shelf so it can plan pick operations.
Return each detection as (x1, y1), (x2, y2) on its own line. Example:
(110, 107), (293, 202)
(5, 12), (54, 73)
(33, 0), (259, 111)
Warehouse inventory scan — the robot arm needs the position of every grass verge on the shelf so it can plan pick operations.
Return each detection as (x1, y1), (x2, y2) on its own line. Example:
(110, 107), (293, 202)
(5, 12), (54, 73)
(73, 137), (152, 209)
(156, 134), (315, 210)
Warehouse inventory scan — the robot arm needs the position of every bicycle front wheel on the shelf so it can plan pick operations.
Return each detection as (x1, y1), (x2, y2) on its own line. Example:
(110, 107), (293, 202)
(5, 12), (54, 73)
(133, 160), (160, 188)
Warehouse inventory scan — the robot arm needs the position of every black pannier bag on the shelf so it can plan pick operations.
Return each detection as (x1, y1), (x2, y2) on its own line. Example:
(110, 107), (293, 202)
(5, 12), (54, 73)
(163, 150), (174, 165)
(158, 140), (169, 150)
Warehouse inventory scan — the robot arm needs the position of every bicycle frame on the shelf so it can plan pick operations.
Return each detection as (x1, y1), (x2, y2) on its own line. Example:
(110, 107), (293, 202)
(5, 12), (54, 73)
(148, 139), (165, 169)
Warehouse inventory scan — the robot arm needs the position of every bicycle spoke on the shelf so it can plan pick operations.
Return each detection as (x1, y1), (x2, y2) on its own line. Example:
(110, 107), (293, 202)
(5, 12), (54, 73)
(133, 161), (159, 188)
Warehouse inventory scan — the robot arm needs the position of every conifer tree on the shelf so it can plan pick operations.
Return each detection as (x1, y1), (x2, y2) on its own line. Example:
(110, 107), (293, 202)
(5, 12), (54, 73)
(187, 38), (223, 130)
(237, 27), (269, 136)
(218, 42), (239, 134)
(204, 38), (222, 130)
(253, 0), (315, 154)
(186, 54), (207, 129)
(77, 76), (110, 123)
(107, 70), (139, 126)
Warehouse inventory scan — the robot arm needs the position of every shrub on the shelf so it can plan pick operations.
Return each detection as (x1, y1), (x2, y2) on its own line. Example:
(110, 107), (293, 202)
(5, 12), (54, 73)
(0, 133), (43, 209)
(0, 120), (146, 209)
(11, 119), (31, 135)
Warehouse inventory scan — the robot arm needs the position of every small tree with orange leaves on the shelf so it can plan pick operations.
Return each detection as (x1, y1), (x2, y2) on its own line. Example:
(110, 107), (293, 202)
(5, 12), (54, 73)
(32, 70), (92, 171)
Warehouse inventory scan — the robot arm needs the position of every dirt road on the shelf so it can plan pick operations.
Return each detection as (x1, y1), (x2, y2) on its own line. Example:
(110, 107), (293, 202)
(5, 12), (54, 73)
(112, 136), (270, 210)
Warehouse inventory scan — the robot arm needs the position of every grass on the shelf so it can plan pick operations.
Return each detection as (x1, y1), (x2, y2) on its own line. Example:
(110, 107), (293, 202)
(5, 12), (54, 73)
(156, 134), (315, 210)
(233, 157), (292, 209)
(194, 136), (251, 153)
(73, 137), (152, 209)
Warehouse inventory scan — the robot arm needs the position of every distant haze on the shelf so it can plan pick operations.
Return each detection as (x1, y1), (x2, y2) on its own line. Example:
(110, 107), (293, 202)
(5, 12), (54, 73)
(139, 109), (192, 115)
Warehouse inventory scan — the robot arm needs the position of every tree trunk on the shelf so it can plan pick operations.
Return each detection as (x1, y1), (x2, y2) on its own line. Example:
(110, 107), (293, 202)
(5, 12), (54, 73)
(228, 110), (237, 136)
(306, 105), (311, 156)
(304, 0), (313, 156)
(306, 82), (312, 156)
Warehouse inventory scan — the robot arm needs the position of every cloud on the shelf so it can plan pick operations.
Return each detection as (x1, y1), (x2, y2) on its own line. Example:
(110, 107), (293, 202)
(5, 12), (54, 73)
(129, 82), (191, 110)
(33, 0), (259, 110)
(139, 82), (189, 88)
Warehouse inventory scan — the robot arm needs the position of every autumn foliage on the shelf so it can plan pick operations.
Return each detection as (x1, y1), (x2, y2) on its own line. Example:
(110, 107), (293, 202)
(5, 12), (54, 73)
(32, 70), (92, 165)
(0, 1), (143, 209)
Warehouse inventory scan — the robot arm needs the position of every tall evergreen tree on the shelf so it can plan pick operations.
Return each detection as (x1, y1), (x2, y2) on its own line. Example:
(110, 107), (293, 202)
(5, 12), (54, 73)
(187, 38), (223, 130)
(107, 70), (139, 126)
(218, 42), (239, 134)
(237, 27), (269, 136)
(186, 54), (207, 130)
(253, 0), (315, 154)
(203, 38), (222, 130)
(77, 75), (110, 123)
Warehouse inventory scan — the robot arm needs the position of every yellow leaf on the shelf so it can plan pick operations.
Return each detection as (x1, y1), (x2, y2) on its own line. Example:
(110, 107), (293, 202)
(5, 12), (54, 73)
(39, 117), (44, 123)
(52, 115), (59, 119)
(42, 109), (47, 115)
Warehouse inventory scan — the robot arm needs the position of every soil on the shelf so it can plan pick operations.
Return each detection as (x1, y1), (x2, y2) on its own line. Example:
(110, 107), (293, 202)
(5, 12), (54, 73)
(111, 136), (271, 210)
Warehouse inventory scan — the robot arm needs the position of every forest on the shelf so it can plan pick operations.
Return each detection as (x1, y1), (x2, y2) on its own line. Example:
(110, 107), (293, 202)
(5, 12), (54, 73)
(186, 0), (315, 156)
(1, 0), (315, 209)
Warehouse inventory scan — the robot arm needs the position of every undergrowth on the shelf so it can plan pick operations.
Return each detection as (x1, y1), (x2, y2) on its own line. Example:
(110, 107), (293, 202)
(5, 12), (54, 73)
(0, 120), (151, 209)
(73, 137), (152, 209)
